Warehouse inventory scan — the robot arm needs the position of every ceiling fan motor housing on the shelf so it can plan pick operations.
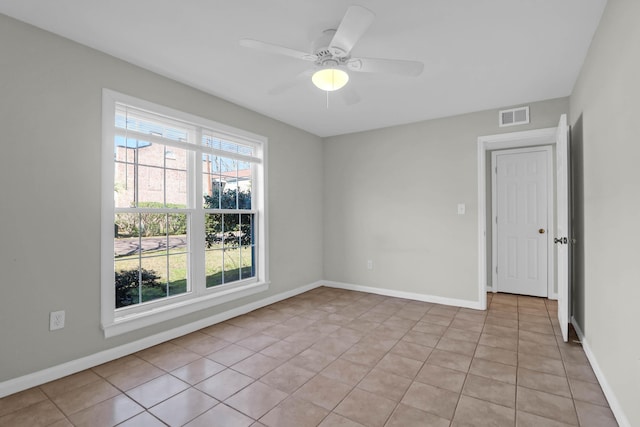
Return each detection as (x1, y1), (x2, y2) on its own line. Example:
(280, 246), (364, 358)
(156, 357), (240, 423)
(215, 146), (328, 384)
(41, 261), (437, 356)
(312, 29), (348, 64)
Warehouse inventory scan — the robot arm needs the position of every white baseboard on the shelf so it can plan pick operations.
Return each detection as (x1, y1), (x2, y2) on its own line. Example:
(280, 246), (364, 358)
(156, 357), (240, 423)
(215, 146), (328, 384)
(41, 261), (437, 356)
(0, 281), (323, 399)
(571, 316), (631, 427)
(323, 281), (483, 310)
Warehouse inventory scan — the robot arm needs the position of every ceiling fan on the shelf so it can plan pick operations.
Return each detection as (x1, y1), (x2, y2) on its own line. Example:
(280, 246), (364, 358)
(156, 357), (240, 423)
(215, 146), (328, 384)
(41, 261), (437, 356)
(239, 5), (424, 98)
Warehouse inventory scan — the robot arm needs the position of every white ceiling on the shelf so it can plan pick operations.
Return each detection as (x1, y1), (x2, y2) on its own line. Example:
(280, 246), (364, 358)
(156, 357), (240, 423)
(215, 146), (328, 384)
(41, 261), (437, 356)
(0, 0), (606, 137)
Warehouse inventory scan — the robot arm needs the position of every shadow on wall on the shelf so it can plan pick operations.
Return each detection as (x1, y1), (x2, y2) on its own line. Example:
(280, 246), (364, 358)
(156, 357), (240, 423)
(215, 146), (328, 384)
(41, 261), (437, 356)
(570, 114), (585, 332)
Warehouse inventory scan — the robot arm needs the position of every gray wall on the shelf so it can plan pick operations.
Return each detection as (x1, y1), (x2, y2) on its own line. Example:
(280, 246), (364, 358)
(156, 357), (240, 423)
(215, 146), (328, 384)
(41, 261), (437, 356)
(323, 98), (568, 301)
(570, 0), (640, 424)
(0, 14), (324, 382)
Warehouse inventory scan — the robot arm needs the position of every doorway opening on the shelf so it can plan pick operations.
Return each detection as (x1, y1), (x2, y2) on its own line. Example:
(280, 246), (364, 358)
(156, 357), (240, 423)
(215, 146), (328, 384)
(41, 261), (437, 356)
(478, 115), (571, 341)
(476, 126), (558, 311)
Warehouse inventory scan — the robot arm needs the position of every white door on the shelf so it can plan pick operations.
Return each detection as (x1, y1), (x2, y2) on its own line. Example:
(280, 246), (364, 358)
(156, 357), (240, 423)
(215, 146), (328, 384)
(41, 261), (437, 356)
(493, 148), (550, 297)
(556, 114), (570, 342)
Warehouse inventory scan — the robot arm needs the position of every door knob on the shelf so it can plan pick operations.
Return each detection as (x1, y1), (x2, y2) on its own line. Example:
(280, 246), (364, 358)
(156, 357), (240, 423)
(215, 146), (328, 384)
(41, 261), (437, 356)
(538, 229), (545, 234)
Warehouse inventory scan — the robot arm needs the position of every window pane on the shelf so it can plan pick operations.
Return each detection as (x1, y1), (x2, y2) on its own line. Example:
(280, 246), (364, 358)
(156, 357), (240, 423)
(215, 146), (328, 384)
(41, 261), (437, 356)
(205, 212), (223, 284)
(166, 169), (187, 207)
(140, 256), (168, 303)
(115, 140), (188, 208)
(203, 154), (222, 208)
(114, 212), (143, 308)
(237, 245), (255, 281)
(219, 156), (235, 173)
(168, 213), (187, 238)
(241, 247), (255, 280)
(205, 249), (223, 287)
(115, 136), (152, 150)
(137, 142), (165, 168)
(115, 260), (140, 308)
(239, 213), (253, 246)
(167, 147), (188, 207)
(204, 213), (255, 287)
(220, 157), (238, 209)
(202, 156), (252, 209)
(136, 165), (164, 206)
(114, 143), (136, 208)
(116, 110), (189, 142)
(240, 214), (255, 279)
(237, 161), (252, 210)
(168, 255), (188, 296)
(223, 214), (240, 249)
(115, 212), (190, 307)
(115, 213), (140, 240)
(137, 212), (167, 239)
(205, 213), (223, 248)
(223, 248), (241, 283)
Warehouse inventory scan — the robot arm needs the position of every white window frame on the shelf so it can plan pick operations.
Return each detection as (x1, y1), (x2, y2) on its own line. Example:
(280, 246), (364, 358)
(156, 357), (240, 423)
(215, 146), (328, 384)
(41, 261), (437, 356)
(101, 89), (268, 338)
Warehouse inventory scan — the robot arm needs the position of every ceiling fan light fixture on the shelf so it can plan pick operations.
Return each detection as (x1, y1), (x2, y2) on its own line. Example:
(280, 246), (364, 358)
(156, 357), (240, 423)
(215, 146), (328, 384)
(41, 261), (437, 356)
(312, 68), (349, 91)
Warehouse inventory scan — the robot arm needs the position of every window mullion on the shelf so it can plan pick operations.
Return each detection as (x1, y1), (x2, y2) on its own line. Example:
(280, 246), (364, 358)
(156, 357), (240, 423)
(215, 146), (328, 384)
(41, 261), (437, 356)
(191, 128), (205, 296)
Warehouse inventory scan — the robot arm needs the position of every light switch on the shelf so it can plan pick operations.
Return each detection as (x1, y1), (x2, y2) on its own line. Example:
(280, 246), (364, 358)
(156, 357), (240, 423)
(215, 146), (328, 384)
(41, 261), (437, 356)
(457, 203), (466, 215)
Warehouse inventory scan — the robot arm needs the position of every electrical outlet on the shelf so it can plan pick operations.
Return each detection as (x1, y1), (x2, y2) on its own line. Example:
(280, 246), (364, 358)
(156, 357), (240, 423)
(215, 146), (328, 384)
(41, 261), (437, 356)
(367, 260), (373, 270)
(50, 310), (65, 331)
(457, 203), (466, 215)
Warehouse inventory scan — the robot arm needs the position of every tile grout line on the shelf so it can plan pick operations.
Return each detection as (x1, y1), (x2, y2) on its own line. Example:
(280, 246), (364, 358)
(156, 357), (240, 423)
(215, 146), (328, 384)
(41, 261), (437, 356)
(374, 302), (443, 427)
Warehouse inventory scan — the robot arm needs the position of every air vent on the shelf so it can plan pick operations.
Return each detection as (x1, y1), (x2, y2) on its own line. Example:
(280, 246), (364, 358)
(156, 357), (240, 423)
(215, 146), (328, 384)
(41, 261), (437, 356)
(499, 106), (529, 127)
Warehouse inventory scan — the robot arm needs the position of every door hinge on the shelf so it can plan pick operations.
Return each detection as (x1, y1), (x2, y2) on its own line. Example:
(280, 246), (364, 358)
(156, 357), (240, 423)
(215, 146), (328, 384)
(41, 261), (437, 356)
(495, 216), (498, 224)
(494, 166), (497, 174)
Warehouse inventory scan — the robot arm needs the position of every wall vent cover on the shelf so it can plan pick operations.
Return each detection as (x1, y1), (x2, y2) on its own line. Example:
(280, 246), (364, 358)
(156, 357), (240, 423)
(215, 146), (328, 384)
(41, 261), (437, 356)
(499, 106), (529, 127)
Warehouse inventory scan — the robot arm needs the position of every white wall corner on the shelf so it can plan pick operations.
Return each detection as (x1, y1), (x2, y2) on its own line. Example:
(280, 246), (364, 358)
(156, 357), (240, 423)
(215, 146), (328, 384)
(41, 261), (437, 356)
(571, 317), (632, 427)
(0, 280), (323, 399)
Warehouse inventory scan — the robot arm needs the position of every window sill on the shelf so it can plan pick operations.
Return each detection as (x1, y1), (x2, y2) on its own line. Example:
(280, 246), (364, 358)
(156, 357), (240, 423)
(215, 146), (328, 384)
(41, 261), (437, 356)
(102, 281), (269, 338)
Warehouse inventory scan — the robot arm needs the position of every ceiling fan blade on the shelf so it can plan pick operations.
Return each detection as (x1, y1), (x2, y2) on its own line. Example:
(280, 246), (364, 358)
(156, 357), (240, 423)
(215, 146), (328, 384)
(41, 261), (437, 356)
(240, 39), (317, 62)
(347, 57), (424, 76)
(329, 5), (375, 58)
(268, 69), (314, 96)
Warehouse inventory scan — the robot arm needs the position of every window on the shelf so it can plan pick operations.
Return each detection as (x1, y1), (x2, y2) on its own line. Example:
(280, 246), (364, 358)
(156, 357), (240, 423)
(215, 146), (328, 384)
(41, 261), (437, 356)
(102, 90), (267, 337)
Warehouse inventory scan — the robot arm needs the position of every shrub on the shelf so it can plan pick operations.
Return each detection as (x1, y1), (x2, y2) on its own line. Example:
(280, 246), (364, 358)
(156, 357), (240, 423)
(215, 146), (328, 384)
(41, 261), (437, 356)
(114, 202), (188, 238)
(115, 268), (163, 308)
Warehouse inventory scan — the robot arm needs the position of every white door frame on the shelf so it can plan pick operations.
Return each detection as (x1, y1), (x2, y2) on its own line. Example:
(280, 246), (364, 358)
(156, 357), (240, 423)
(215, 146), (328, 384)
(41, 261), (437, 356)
(477, 127), (557, 310)
(491, 146), (554, 298)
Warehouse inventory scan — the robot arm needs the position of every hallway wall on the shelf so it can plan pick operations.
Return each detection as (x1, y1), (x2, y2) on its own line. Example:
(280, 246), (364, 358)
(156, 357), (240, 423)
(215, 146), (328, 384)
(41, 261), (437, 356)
(569, 0), (640, 424)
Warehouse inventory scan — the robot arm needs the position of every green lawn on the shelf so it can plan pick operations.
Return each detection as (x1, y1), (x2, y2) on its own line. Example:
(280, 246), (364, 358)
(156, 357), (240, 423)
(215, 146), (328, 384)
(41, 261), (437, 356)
(115, 244), (254, 306)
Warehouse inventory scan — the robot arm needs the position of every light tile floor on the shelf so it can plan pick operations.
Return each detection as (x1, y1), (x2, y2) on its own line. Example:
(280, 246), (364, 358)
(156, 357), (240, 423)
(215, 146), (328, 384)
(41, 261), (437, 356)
(0, 287), (619, 426)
